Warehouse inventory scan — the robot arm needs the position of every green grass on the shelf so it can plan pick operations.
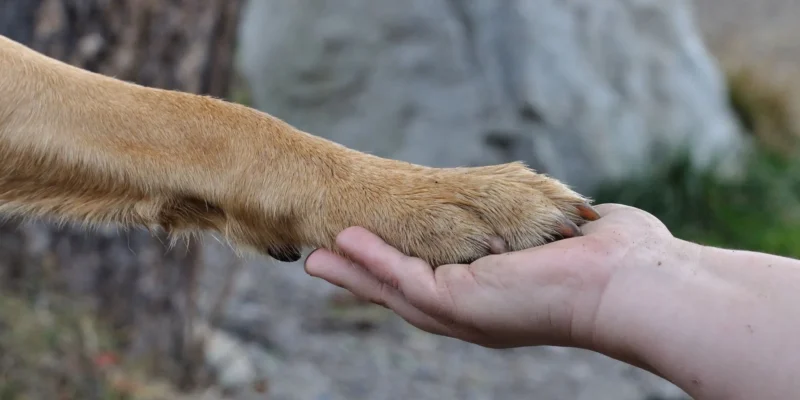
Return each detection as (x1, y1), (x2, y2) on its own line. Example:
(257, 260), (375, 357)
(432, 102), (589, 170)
(593, 146), (800, 257)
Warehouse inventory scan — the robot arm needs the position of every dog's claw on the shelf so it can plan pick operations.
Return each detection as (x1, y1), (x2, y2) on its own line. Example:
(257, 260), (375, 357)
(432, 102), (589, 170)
(555, 219), (582, 239)
(576, 203), (601, 221)
(268, 246), (302, 262)
(488, 236), (508, 254)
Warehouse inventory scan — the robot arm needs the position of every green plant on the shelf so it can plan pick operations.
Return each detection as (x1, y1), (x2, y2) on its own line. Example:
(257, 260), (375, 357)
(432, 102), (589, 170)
(593, 144), (800, 258)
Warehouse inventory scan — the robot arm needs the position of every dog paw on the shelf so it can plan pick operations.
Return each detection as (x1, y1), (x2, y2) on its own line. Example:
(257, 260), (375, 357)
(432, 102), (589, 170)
(314, 161), (600, 267)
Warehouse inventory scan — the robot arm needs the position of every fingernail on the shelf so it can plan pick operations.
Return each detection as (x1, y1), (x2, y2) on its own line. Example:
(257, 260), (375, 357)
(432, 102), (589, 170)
(304, 249), (322, 276)
(268, 245), (302, 263)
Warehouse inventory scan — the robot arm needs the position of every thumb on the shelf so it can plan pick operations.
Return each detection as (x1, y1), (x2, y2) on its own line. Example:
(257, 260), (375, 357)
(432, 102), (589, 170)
(335, 227), (448, 316)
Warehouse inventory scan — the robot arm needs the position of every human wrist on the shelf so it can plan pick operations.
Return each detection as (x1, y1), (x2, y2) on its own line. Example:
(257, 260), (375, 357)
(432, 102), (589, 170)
(586, 238), (800, 399)
(582, 235), (706, 373)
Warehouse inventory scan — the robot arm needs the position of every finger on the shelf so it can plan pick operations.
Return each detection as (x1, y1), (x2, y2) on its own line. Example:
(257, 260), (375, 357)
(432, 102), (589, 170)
(581, 203), (667, 236)
(306, 249), (461, 337)
(592, 203), (637, 216)
(305, 248), (385, 300)
(335, 227), (452, 317)
(388, 294), (464, 339)
(576, 203), (640, 235)
(334, 227), (432, 289)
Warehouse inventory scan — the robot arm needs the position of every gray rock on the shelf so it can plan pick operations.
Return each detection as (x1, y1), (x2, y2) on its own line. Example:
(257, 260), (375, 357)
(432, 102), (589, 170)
(236, 0), (747, 194)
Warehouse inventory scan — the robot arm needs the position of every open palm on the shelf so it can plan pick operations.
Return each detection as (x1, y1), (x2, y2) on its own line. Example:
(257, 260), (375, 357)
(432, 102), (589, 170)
(304, 204), (675, 349)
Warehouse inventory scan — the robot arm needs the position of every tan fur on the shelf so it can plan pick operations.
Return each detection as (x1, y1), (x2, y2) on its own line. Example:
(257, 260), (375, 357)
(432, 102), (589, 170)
(0, 34), (595, 267)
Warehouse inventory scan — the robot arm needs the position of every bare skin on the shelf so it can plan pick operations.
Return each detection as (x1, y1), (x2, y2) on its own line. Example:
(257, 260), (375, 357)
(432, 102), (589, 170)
(306, 204), (800, 400)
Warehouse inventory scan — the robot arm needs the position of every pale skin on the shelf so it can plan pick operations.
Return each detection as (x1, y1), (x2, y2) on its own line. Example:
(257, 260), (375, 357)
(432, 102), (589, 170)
(306, 204), (800, 400)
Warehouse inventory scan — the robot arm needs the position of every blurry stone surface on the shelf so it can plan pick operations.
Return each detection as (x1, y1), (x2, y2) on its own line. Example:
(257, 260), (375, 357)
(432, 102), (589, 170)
(237, 0), (747, 194)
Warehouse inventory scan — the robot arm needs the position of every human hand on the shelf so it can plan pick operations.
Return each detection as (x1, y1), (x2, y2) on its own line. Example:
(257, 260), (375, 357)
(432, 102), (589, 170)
(304, 204), (678, 350)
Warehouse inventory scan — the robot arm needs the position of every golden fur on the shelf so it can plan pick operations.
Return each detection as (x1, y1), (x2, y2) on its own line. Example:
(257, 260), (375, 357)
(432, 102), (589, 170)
(0, 35), (599, 267)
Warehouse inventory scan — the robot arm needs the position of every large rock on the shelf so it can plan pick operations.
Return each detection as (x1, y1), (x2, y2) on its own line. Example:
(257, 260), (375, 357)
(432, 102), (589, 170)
(236, 0), (747, 194)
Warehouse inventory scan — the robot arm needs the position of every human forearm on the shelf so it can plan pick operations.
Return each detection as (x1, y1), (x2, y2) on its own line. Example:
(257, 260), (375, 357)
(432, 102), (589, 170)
(594, 239), (800, 399)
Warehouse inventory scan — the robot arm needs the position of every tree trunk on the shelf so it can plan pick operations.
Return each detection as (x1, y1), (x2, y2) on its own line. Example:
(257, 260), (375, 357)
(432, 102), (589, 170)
(0, 0), (242, 390)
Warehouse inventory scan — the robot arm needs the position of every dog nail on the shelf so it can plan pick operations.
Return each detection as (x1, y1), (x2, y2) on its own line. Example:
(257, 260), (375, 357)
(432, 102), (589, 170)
(488, 236), (508, 254)
(555, 219), (582, 238)
(576, 204), (601, 221)
(268, 246), (302, 262)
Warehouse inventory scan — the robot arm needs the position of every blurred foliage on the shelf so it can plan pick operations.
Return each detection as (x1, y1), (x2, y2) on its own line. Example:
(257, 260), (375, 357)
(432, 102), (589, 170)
(727, 67), (800, 153)
(0, 294), (190, 400)
(593, 146), (800, 257)
(594, 66), (800, 258)
(228, 72), (254, 108)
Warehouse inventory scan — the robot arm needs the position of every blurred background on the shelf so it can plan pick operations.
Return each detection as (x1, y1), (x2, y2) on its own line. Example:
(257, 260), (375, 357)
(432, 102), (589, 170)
(0, 0), (798, 399)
